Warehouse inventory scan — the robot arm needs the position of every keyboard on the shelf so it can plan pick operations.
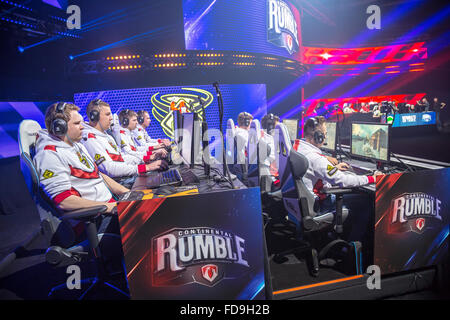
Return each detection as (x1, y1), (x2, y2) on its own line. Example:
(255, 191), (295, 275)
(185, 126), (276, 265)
(179, 168), (200, 185)
(146, 168), (183, 189)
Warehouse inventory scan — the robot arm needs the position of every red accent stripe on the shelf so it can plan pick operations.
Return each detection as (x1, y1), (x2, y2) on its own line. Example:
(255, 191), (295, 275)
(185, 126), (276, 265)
(120, 130), (125, 134)
(148, 146), (154, 151)
(106, 150), (124, 162)
(88, 133), (96, 139)
(130, 145), (136, 151)
(138, 164), (146, 174)
(367, 175), (375, 184)
(69, 165), (99, 179)
(53, 190), (72, 205)
(313, 179), (327, 201)
(70, 187), (81, 197)
(44, 145), (57, 152)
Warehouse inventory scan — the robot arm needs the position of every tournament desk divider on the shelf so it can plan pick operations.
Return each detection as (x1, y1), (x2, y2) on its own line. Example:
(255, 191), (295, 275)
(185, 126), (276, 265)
(116, 187), (270, 300)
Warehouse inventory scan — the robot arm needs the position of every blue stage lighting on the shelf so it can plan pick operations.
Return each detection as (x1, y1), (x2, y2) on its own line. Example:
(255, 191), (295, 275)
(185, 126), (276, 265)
(18, 46), (24, 53)
(69, 55), (74, 60)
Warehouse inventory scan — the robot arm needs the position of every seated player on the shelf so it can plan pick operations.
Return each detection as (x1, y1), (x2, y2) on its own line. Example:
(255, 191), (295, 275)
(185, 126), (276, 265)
(117, 109), (168, 160)
(234, 112), (253, 144)
(296, 116), (382, 254)
(132, 110), (171, 149)
(81, 99), (168, 187)
(34, 102), (129, 214)
(260, 113), (280, 187)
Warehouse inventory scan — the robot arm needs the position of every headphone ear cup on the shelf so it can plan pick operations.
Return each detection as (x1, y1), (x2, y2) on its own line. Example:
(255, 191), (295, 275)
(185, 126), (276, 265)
(89, 110), (99, 122)
(122, 116), (129, 127)
(138, 115), (144, 124)
(52, 118), (68, 136)
(314, 131), (325, 144)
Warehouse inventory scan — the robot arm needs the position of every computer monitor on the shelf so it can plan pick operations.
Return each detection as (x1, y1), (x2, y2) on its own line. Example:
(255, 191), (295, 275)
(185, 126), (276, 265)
(282, 119), (299, 141)
(181, 113), (194, 165)
(322, 122), (337, 153)
(350, 122), (390, 163)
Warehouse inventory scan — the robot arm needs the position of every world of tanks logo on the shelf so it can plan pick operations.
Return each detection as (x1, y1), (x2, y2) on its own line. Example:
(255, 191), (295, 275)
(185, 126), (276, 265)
(151, 227), (250, 287)
(267, 0), (299, 55)
(390, 193), (443, 234)
(151, 88), (213, 139)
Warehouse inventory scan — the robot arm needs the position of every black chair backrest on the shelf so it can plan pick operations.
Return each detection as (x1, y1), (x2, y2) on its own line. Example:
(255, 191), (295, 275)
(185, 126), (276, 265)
(288, 149), (317, 218)
(18, 120), (76, 247)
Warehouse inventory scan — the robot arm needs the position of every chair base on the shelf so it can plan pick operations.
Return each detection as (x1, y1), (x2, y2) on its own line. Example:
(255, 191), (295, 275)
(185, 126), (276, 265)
(48, 277), (130, 300)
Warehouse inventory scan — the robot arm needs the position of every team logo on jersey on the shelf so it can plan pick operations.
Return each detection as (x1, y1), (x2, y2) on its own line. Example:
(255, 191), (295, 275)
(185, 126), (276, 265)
(94, 154), (106, 166)
(326, 164), (338, 176)
(152, 227), (249, 287)
(77, 152), (91, 169)
(390, 192), (443, 234)
(267, 0), (299, 55)
(150, 88), (213, 139)
(42, 169), (55, 180)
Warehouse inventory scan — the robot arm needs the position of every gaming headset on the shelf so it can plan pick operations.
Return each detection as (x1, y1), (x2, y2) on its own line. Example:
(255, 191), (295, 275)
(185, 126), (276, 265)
(266, 113), (276, 133)
(51, 102), (68, 136)
(309, 117), (325, 144)
(239, 112), (252, 127)
(88, 98), (102, 123)
(137, 111), (146, 125)
(120, 109), (131, 127)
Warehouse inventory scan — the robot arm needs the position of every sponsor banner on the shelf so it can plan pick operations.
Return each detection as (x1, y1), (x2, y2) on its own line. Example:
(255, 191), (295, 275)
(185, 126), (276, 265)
(374, 168), (450, 275)
(392, 112), (436, 127)
(183, 0), (302, 61)
(117, 188), (266, 299)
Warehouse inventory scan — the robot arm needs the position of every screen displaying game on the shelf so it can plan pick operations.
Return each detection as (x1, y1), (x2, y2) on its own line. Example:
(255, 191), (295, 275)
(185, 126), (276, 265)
(351, 123), (389, 162)
(183, 0), (302, 61)
(322, 122), (337, 152)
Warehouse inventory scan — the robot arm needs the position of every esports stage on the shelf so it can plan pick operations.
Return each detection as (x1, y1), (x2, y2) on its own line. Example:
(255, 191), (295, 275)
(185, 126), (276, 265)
(0, 0), (450, 302)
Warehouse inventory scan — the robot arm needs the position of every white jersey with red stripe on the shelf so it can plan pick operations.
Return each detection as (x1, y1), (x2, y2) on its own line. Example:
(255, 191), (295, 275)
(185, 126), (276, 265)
(132, 124), (160, 147)
(33, 129), (113, 206)
(81, 124), (148, 177)
(117, 127), (149, 158)
(296, 139), (373, 200)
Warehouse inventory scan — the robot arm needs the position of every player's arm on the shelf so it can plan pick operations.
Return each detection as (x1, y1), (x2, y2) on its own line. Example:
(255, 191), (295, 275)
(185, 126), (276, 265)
(100, 172), (130, 195)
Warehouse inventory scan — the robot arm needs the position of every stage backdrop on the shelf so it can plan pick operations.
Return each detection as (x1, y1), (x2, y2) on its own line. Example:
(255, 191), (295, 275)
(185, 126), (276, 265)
(183, 0), (302, 61)
(0, 101), (54, 159)
(374, 168), (450, 275)
(74, 84), (267, 140)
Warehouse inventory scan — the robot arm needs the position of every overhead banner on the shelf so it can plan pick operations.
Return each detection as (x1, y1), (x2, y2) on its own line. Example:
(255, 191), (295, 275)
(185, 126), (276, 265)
(374, 168), (450, 275)
(183, 0), (302, 61)
(117, 188), (266, 299)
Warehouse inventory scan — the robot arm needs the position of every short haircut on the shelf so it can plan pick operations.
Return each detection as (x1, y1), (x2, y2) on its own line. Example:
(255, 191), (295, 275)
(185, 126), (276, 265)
(45, 102), (80, 134)
(86, 99), (110, 118)
(261, 113), (280, 130)
(303, 116), (326, 138)
(119, 109), (137, 126)
(137, 110), (149, 118)
(237, 112), (253, 127)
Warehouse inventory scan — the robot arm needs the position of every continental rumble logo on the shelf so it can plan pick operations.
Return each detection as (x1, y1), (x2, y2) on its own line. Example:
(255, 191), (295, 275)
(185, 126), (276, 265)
(150, 88), (213, 139)
(267, 0), (299, 55)
(390, 193), (443, 234)
(151, 227), (249, 287)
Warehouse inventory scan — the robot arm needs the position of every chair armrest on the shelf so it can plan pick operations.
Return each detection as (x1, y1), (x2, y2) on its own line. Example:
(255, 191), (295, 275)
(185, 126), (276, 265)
(322, 187), (356, 195)
(61, 205), (108, 221)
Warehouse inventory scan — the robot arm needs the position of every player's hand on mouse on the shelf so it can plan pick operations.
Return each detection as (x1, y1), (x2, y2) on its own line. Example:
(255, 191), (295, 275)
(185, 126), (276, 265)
(336, 162), (350, 171)
(154, 148), (168, 158)
(326, 156), (339, 166)
(146, 159), (168, 172)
